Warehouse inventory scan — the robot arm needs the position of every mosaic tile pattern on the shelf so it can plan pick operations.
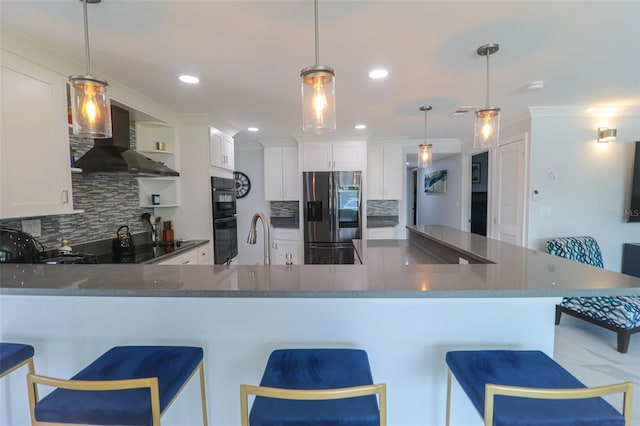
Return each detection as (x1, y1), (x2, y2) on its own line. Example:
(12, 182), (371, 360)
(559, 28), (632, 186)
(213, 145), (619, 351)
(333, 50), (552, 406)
(0, 122), (152, 250)
(270, 201), (299, 218)
(367, 200), (398, 216)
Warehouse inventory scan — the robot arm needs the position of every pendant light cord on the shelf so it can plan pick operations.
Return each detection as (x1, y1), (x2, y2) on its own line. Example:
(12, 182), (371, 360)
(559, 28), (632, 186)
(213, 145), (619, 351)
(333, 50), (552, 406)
(314, 0), (319, 66)
(82, 0), (91, 75)
(485, 53), (490, 107)
(423, 109), (428, 144)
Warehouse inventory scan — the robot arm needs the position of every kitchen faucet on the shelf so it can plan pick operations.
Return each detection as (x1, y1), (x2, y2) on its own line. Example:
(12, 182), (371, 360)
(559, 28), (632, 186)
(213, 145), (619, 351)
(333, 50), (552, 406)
(247, 212), (270, 265)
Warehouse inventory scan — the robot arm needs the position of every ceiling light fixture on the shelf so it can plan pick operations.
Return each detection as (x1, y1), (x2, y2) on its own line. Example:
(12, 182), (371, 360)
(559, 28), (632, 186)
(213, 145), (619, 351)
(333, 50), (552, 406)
(369, 69), (388, 79)
(355, 124), (367, 130)
(69, 0), (112, 138)
(418, 105), (433, 169)
(597, 127), (617, 143)
(473, 43), (500, 149)
(301, 0), (335, 133)
(179, 75), (200, 84)
(248, 127), (259, 132)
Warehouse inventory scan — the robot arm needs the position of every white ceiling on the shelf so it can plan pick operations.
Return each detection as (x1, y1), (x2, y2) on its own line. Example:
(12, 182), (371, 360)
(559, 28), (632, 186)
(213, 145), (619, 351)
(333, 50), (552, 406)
(1, 1), (639, 149)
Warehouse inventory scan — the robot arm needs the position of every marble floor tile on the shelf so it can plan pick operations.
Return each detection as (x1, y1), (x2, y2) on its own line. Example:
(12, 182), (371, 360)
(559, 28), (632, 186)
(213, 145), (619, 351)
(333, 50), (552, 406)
(554, 315), (640, 425)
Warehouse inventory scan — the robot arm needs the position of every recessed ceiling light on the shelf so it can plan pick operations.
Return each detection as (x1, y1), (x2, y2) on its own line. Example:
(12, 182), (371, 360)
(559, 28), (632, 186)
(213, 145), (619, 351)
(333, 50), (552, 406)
(525, 81), (544, 90)
(368, 69), (388, 79)
(355, 124), (367, 130)
(248, 127), (259, 132)
(179, 75), (199, 84)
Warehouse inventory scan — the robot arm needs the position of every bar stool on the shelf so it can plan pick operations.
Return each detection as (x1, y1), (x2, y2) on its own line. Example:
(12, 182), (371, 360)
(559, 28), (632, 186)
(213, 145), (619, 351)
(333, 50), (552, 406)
(445, 350), (632, 426)
(240, 348), (386, 426)
(27, 345), (208, 426)
(0, 342), (35, 379)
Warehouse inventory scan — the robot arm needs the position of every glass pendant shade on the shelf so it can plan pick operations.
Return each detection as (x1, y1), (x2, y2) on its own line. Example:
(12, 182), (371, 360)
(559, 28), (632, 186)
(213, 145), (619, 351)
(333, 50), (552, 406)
(418, 144), (432, 168)
(301, 66), (336, 132)
(69, 75), (112, 138)
(70, 0), (112, 138)
(473, 43), (500, 149)
(473, 107), (500, 149)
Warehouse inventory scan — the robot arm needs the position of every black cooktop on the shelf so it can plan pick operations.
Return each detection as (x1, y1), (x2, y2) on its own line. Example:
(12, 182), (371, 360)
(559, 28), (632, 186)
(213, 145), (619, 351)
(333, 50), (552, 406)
(43, 242), (196, 264)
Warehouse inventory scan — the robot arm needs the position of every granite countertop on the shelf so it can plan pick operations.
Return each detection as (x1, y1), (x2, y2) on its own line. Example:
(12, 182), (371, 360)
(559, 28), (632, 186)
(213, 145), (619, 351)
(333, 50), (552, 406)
(2, 226), (640, 298)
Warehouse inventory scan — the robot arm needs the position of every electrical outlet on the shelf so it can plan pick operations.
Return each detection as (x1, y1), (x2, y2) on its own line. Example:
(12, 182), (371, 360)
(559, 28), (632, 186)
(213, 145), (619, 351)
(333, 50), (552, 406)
(21, 219), (42, 237)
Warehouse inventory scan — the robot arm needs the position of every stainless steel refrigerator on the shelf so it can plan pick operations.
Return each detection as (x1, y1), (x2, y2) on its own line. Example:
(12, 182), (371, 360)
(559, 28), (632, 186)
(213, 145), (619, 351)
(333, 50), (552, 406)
(303, 171), (362, 264)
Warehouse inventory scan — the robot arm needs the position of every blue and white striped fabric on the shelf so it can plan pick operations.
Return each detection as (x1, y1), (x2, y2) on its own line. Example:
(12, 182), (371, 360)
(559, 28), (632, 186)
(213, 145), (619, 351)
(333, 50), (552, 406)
(560, 296), (640, 330)
(547, 236), (640, 330)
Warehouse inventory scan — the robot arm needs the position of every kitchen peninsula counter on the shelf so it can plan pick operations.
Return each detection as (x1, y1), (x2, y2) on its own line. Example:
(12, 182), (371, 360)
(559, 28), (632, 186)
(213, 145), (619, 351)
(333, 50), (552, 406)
(2, 226), (639, 426)
(2, 226), (639, 298)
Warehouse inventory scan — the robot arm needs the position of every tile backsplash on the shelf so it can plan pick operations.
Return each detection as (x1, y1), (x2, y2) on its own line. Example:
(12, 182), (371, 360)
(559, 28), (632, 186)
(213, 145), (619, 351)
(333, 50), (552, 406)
(270, 201), (299, 217)
(0, 122), (152, 250)
(367, 200), (398, 216)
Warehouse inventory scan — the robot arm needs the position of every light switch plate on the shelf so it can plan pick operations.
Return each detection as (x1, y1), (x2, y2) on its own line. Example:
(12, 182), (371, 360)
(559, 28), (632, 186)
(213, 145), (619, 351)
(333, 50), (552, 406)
(21, 219), (42, 237)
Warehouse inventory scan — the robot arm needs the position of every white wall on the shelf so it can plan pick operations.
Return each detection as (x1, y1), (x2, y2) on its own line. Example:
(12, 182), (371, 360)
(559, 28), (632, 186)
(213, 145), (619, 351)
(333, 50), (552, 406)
(235, 148), (270, 264)
(417, 154), (462, 227)
(527, 113), (640, 271)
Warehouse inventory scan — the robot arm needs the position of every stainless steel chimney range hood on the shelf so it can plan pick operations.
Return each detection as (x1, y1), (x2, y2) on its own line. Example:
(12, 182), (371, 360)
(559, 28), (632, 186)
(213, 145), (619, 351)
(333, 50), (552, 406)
(75, 105), (179, 177)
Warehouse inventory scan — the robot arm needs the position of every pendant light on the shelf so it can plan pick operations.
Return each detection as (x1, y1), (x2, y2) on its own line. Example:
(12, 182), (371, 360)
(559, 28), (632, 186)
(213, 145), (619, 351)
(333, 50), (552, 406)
(418, 106), (433, 169)
(69, 0), (112, 138)
(473, 43), (500, 149)
(301, 0), (336, 133)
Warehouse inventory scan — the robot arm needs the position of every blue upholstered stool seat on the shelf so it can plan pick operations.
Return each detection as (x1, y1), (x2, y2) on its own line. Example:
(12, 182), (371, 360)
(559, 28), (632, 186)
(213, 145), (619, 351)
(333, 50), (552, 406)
(246, 348), (384, 426)
(446, 350), (628, 426)
(31, 346), (205, 426)
(0, 342), (34, 377)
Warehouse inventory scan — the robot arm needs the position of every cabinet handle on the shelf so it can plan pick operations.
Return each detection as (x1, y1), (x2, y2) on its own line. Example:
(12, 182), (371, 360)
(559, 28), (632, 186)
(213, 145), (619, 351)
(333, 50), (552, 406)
(332, 160), (336, 168)
(62, 190), (69, 204)
(328, 161), (331, 168)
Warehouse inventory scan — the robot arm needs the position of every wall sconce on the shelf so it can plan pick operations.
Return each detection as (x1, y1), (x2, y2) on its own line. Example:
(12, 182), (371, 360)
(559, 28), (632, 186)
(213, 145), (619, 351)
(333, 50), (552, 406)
(597, 127), (617, 143)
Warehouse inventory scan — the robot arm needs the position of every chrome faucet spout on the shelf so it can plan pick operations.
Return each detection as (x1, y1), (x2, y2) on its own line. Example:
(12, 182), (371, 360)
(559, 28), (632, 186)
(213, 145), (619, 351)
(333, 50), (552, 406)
(247, 213), (270, 265)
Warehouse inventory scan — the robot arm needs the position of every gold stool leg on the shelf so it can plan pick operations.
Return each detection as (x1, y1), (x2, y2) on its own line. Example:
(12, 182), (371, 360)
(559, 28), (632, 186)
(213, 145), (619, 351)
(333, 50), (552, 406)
(199, 362), (209, 426)
(446, 369), (452, 426)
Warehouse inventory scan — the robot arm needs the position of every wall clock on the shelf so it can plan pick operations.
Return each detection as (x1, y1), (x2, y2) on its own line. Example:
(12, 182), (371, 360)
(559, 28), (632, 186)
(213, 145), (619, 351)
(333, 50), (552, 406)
(234, 171), (251, 199)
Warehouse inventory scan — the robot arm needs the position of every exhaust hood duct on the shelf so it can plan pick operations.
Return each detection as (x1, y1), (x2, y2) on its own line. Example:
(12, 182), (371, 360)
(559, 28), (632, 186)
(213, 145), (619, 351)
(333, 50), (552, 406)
(76, 105), (179, 177)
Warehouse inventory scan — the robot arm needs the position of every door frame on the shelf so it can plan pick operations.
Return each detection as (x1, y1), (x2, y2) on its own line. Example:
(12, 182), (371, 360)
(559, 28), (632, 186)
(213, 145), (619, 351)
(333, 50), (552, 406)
(489, 132), (530, 246)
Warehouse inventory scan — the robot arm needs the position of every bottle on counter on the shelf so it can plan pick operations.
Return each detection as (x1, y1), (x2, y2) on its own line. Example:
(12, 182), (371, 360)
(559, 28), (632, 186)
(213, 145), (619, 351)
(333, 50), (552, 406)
(162, 221), (174, 244)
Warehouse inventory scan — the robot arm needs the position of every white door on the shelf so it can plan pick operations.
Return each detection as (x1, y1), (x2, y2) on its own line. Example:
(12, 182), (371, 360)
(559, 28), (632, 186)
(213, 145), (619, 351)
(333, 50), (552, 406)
(491, 136), (527, 246)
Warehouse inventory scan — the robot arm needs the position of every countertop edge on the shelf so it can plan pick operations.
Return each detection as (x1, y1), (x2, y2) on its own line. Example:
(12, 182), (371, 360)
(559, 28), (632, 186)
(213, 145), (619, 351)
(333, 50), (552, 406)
(3, 287), (639, 298)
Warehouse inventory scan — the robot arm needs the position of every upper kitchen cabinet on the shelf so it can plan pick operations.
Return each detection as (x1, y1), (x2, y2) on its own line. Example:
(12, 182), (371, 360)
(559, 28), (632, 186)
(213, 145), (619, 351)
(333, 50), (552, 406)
(210, 127), (234, 172)
(367, 143), (403, 200)
(264, 146), (299, 201)
(0, 51), (76, 219)
(302, 141), (364, 171)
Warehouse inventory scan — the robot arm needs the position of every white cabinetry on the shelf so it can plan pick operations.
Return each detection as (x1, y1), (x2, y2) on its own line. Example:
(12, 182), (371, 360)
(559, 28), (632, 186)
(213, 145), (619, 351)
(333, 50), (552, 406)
(271, 228), (300, 265)
(197, 243), (213, 265)
(302, 141), (363, 171)
(0, 51), (75, 218)
(135, 122), (180, 208)
(157, 243), (212, 265)
(264, 146), (299, 200)
(210, 127), (234, 171)
(172, 125), (214, 252)
(156, 247), (199, 265)
(366, 143), (402, 200)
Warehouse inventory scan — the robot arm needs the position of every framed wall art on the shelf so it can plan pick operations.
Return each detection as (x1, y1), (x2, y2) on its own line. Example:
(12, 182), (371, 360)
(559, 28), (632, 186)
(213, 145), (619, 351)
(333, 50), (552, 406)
(425, 169), (447, 194)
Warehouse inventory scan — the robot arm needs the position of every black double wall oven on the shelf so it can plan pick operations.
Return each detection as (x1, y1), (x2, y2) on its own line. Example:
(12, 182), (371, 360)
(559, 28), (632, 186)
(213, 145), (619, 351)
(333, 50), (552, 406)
(211, 177), (238, 264)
